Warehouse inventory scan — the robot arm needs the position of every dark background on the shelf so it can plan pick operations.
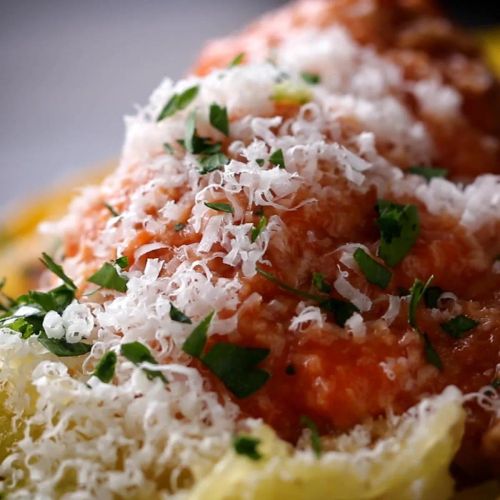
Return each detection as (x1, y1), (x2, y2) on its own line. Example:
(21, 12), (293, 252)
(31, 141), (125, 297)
(0, 0), (498, 209)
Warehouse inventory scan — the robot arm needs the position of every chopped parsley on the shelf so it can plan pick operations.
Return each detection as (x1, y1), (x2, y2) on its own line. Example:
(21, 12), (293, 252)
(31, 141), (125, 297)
(183, 111), (222, 155)
(115, 256), (129, 269)
(169, 302), (192, 324)
(440, 315), (479, 339)
(204, 201), (234, 214)
(301, 72), (320, 85)
(198, 153), (229, 174)
(353, 248), (392, 289)
(40, 252), (77, 291)
(424, 286), (443, 309)
(408, 165), (448, 181)
(491, 378), (500, 389)
(256, 268), (357, 327)
(376, 200), (420, 267)
(300, 416), (322, 458)
(228, 52), (245, 68)
(408, 277), (433, 329)
(232, 435), (262, 460)
(269, 149), (286, 169)
(174, 222), (186, 232)
(157, 85), (199, 121)
(251, 215), (268, 243)
(103, 202), (119, 217)
(182, 312), (269, 398)
(312, 272), (332, 294)
(202, 343), (270, 398)
(408, 277), (443, 370)
(182, 311), (214, 358)
(92, 351), (117, 383)
(209, 103), (229, 136)
(163, 143), (174, 154)
(285, 363), (296, 375)
(255, 158), (265, 167)
(88, 261), (128, 293)
(121, 341), (167, 383)
(0, 256), (93, 357)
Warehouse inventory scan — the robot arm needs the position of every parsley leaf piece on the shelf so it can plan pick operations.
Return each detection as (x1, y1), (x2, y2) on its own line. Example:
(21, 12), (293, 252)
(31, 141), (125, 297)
(353, 248), (392, 289)
(269, 149), (286, 169)
(312, 272), (332, 294)
(115, 256), (129, 270)
(301, 72), (321, 85)
(38, 334), (92, 357)
(491, 378), (500, 389)
(202, 342), (270, 398)
(169, 302), (192, 324)
(256, 268), (323, 302)
(255, 159), (265, 167)
(408, 165), (448, 181)
(88, 262), (128, 293)
(204, 201), (234, 214)
(320, 298), (359, 327)
(422, 333), (443, 370)
(408, 277), (433, 329)
(228, 52), (245, 67)
(251, 215), (268, 243)
(40, 253), (77, 291)
(198, 153), (229, 174)
(182, 311), (214, 358)
(121, 341), (167, 383)
(209, 103), (229, 136)
(233, 435), (262, 460)
(440, 315), (479, 339)
(104, 203), (119, 217)
(163, 143), (174, 154)
(157, 85), (199, 121)
(300, 416), (322, 458)
(376, 200), (420, 267)
(424, 286), (443, 309)
(93, 351), (117, 383)
(174, 222), (186, 232)
(184, 110), (221, 155)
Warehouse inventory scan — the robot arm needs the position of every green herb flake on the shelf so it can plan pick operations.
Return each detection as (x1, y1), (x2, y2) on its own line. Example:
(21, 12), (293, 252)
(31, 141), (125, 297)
(209, 103), (229, 136)
(320, 298), (359, 327)
(93, 351), (117, 383)
(408, 277), (433, 329)
(198, 153), (229, 174)
(301, 72), (321, 85)
(121, 341), (167, 383)
(40, 253), (77, 291)
(440, 315), (479, 339)
(251, 215), (268, 243)
(300, 416), (322, 458)
(422, 333), (443, 370)
(376, 200), (420, 267)
(163, 143), (174, 154)
(202, 342), (270, 398)
(115, 256), (129, 270)
(204, 201), (234, 214)
(255, 159), (265, 167)
(228, 52), (245, 68)
(408, 165), (448, 181)
(353, 248), (392, 289)
(38, 334), (92, 357)
(182, 311), (215, 358)
(269, 149), (286, 169)
(256, 268), (323, 302)
(491, 378), (500, 389)
(312, 272), (332, 294)
(169, 302), (192, 324)
(233, 435), (262, 461)
(88, 262), (128, 293)
(157, 85), (199, 121)
(174, 222), (186, 232)
(104, 203), (119, 217)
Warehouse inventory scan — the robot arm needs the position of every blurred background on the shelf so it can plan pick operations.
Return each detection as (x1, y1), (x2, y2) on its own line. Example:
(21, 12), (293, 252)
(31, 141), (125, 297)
(0, 0), (499, 209)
